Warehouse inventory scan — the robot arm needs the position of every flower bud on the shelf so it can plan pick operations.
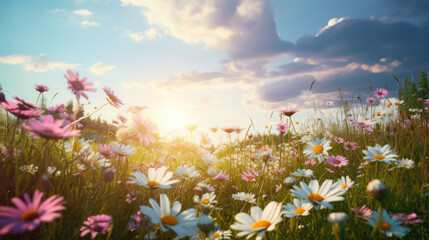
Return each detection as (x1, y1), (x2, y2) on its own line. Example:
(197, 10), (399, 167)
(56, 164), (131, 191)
(103, 168), (116, 183)
(197, 214), (214, 235)
(366, 179), (386, 201)
(283, 177), (296, 189)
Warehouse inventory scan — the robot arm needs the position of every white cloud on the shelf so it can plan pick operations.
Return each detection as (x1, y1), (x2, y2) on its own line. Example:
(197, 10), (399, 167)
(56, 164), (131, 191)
(145, 28), (158, 39)
(125, 28), (159, 42)
(89, 62), (116, 75)
(73, 9), (93, 16)
(122, 81), (146, 88)
(81, 21), (100, 27)
(0, 55), (32, 65)
(316, 17), (350, 36)
(0, 54), (79, 72)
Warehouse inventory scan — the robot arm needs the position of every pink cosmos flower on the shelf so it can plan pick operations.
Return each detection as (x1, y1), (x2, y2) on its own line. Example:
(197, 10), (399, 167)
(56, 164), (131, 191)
(334, 136), (344, 143)
(366, 97), (375, 104)
(374, 88), (388, 98)
(280, 108), (298, 117)
(98, 144), (114, 158)
(213, 170), (229, 181)
(276, 123), (289, 134)
(0, 190), (65, 235)
(222, 127), (235, 134)
(117, 114), (127, 124)
(327, 155), (349, 167)
(358, 160), (369, 169)
(103, 86), (123, 108)
(390, 213), (423, 225)
(234, 127), (245, 133)
(351, 205), (372, 218)
(305, 159), (317, 166)
(64, 70), (96, 101)
(133, 114), (157, 145)
(35, 85), (49, 93)
(275, 184), (282, 192)
(80, 214), (112, 239)
(344, 141), (359, 150)
(241, 170), (258, 182)
(126, 190), (139, 204)
(48, 104), (66, 114)
(200, 132), (212, 145)
(22, 115), (81, 140)
(1, 97), (43, 119)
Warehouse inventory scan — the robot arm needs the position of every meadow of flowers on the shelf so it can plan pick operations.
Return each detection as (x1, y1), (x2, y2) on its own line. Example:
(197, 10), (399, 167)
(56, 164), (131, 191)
(0, 70), (428, 239)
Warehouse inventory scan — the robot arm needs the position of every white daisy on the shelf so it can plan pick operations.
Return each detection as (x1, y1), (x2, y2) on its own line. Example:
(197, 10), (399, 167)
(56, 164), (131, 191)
(293, 169), (314, 177)
(193, 192), (217, 208)
(47, 166), (61, 176)
(303, 137), (332, 162)
(291, 179), (346, 210)
(19, 164), (38, 174)
(111, 142), (136, 157)
(130, 166), (180, 190)
(64, 138), (92, 155)
(176, 165), (200, 179)
(201, 153), (218, 166)
(396, 159), (414, 169)
(282, 199), (313, 218)
(337, 176), (355, 191)
(140, 194), (198, 239)
(194, 182), (215, 193)
(230, 201), (283, 240)
(87, 152), (111, 169)
(366, 209), (410, 238)
(242, 193), (256, 204)
(212, 229), (232, 239)
(362, 144), (398, 164)
(232, 192), (246, 201)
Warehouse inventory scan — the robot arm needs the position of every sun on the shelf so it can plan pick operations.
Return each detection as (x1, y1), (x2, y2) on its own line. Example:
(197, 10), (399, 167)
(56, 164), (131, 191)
(159, 104), (186, 132)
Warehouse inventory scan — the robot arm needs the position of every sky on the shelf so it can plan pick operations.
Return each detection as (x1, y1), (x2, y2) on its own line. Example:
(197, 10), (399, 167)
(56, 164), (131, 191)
(0, 0), (428, 137)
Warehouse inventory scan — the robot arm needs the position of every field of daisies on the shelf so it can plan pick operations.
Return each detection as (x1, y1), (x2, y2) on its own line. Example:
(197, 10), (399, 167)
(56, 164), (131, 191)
(0, 70), (428, 240)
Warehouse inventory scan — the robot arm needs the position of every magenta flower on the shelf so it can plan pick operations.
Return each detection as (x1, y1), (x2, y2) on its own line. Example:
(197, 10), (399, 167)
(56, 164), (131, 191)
(276, 123), (288, 134)
(0, 190), (65, 235)
(280, 108), (298, 117)
(213, 170), (229, 181)
(1, 97), (43, 119)
(80, 214), (112, 239)
(22, 115), (81, 140)
(98, 144), (114, 158)
(366, 97), (375, 104)
(35, 85), (49, 93)
(333, 136), (344, 143)
(241, 169), (258, 182)
(327, 155), (349, 167)
(344, 141), (359, 150)
(64, 70), (96, 101)
(374, 88), (388, 98)
(390, 213), (423, 225)
(351, 205), (372, 218)
(48, 104), (67, 114)
(103, 86), (123, 108)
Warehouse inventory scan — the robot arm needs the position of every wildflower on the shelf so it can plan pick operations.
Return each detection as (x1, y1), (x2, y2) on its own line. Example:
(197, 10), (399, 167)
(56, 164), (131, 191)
(194, 182), (215, 193)
(363, 144), (398, 164)
(326, 100), (334, 105)
(213, 171), (229, 181)
(139, 194), (198, 238)
(133, 115), (157, 145)
(283, 177), (296, 187)
(48, 104), (66, 114)
(291, 179), (346, 210)
(1, 97), (43, 119)
(201, 153), (217, 166)
(303, 137), (332, 162)
(241, 170), (258, 182)
(64, 70), (96, 101)
(305, 159), (317, 166)
(328, 212), (348, 223)
(275, 184), (282, 192)
(0, 190), (65, 235)
(242, 193), (256, 204)
(102, 86), (123, 108)
(35, 84), (49, 93)
(103, 168), (116, 182)
(333, 136), (344, 143)
(366, 97), (375, 104)
(86, 152), (110, 169)
(374, 88), (388, 98)
(280, 108), (298, 117)
(351, 205), (373, 219)
(194, 192), (217, 208)
(327, 155), (349, 167)
(197, 214), (215, 235)
(222, 127), (235, 134)
(282, 199), (313, 218)
(47, 166), (60, 176)
(98, 144), (115, 158)
(337, 176), (354, 190)
(293, 169), (314, 177)
(128, 105), (147, 114)
(230, 201), (283, 240)
(126, 190), (139, 204)
(111, 142), (135, 157)
(19, 164), (38, 174)
(276, 123), (288, 134)
(185, 125), (198, 132)
(212, 230), (232, 239)
(210, 127), (218, 133)
(366, 179), (386, 201)
(176, 165), (199, 179)
(390, 213), (423, 225)
(234, 127), (244, 133)
(117, 114), (128, 124)
(80, 214), (112, 239)
(22, 115), (80, 140)
(396, 159), (414, 169)
(130, 166), (180, 190)
(199, 132), (212, 146)
(367, 209), (410, 237)
(344, 141), (359, 150)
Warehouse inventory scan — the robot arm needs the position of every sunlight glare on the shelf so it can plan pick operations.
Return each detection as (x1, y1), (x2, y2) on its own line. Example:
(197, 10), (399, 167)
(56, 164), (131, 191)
(160, 104), (186, 132)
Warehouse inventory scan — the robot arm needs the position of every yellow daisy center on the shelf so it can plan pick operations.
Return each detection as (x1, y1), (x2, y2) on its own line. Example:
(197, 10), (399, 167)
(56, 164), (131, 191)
(300, 173), (306, 176)
(213, 232), (221, 238)
(402, 163), (408, 167)
(307, 193), (324, 203)
(139, 124), (147, 135)
(378, 221), (392, 231)
(161, 215), (178, 226)
(117, 150), (125, 155)
(182, 173), (189, 178)
(342, 184), (348, 189)
(202, 198), (210, 205)
(20, 210), (40, 221)
(251, 220), (271, 230)
(201, 138), (208, 145)
(146, 180), (159, 188)
(373, 154), (385, 160)
(247, 197), (253, 201)
(294, 208), (305, 215)
(313, 145), (324, 154)
(92, 161), (99, 166)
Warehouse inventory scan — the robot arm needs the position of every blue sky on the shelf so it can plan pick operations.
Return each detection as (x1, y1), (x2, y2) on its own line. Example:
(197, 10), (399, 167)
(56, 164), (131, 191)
(1, 0), (428, 136)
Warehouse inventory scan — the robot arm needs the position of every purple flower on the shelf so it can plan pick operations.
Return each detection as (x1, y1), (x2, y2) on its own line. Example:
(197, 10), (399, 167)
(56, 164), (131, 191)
(103, 87), (123, 108)
(65, 70), (96, 101)
(1, 97), (43, 119)
(35, 85), (49, 93)
(366, 97), (375, 104)
(374, 88), (388, 98)
(22, 115), (81, 140)
(0, 190), (65, 235)
(213, 170), (229, 181)
(48, 104), (66, 114)
(80, 214), (112, 239)
(327, 155), (348, 167)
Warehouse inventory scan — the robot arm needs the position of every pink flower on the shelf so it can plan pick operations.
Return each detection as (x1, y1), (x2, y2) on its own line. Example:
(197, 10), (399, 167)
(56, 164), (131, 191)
(417, 98), (423, 102)
(0, 190), (65, 235)
(276, 123), (289, 134)
(126, 190), (139, 204)
(305, 159), (317, 166)
(366, 97), (375, 104)
(117, 114), (127, 124)
(275, 184), (282, 192)
(327, 155), (348, 167)
(48, 104), (66, 114)
(279, 108), (298, 117)
(35, 85), (49, 93)
(334, 136), (344, 143)
(64, 70), (96, 101)
(22, 115), (80, 140)
(390, 213), (423, 225)
(133, 114), (157, 145)
(358, 160), (369, 169)
(344, 141), (359, 150)
(103, 86), (123, 108)
(241, 170), (258, 182)
(98, 144), (114, 158)
(351, 205), (372, 218)
(80, 214), (112, 239)
(374, 88), (388, 98)
(213, 170), (229, 181)
(1, 97), (43, 119)
(290, 150), (298, 158)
